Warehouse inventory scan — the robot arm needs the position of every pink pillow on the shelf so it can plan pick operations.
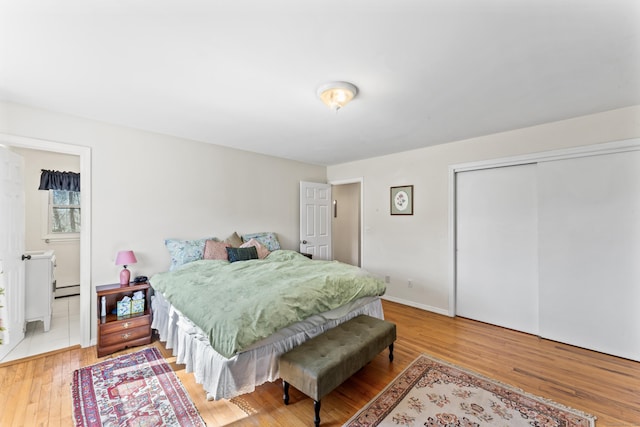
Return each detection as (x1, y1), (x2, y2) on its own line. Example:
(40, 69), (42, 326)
(203, 240), (231, 261)
(240, 238), (271, 259)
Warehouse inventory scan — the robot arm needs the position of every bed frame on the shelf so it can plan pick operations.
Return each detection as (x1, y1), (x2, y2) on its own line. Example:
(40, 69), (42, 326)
(151, 292), (384, 400)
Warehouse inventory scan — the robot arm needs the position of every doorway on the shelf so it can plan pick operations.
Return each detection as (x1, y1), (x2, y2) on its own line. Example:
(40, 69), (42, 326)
(0, 133), (91, 362)
(330, 179), (362, 267)
(3, 148), (81, 362)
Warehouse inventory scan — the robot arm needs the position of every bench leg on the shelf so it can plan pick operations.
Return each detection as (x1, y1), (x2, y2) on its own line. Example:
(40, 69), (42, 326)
(314, 400), (321, 427)
(283, 381), (290, 405)
(389, 343), (394, 362)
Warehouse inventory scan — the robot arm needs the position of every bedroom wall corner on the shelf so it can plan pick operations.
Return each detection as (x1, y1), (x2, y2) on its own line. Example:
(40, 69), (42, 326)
(0, 100), (327, 345)
(327, 105), (640, 315)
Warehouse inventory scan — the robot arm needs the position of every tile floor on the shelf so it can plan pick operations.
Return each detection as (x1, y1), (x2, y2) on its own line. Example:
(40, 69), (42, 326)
(0, 295), (80, 363)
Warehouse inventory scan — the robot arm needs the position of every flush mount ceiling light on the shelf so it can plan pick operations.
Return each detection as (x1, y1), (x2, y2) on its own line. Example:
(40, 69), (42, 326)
(317, 81), (358, 111)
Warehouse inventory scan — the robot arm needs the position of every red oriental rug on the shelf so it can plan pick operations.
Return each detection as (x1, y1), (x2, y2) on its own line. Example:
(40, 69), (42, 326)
(71, 347), (205, 426)
(344, 354), (596, 427)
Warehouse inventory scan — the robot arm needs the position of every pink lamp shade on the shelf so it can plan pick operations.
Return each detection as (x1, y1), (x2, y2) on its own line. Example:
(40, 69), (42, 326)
(115, 250), (137, 285)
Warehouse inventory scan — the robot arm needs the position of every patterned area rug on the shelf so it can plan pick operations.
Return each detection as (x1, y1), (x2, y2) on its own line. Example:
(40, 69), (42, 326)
(71, 347), (206, 426)
(344, 354), (596, 427)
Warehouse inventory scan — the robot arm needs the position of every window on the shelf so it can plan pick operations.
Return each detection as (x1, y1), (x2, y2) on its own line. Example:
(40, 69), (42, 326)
(42, 190), (80, 240)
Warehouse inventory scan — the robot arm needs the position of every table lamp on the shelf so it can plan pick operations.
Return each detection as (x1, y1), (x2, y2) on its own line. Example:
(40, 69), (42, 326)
(115, 250), (137, 285)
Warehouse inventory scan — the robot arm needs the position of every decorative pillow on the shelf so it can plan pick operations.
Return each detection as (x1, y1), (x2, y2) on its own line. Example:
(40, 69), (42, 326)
(203, 239), (231, 261)
(224, 231), (244, 248)
(164, 238), (210, 270)
(242, 232), (281, 251)
(240, 238), (271, 259)
(226, 246), (259, 263)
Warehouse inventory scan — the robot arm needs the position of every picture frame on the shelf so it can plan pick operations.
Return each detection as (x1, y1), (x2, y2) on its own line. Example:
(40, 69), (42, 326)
(390, 185), (413, 215)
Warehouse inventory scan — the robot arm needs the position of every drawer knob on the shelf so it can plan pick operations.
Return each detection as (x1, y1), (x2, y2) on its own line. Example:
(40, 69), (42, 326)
(122, 322), (131, 329)
(121, 333), (131, 340)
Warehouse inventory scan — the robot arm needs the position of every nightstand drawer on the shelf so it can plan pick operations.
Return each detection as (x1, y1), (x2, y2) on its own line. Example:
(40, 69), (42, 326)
(100, 324), (150, 347)
(100, 314), (150, 335)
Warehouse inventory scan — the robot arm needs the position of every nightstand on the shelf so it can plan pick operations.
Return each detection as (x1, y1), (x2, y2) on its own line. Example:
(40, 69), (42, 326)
(96, 282), (152, 357)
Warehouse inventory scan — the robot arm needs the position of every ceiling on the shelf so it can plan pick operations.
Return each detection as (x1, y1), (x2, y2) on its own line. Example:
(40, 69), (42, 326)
(1, 0), (639, 166)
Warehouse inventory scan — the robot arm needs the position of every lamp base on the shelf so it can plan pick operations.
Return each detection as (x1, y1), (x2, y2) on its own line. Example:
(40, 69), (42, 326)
(120, 267), (131, 286)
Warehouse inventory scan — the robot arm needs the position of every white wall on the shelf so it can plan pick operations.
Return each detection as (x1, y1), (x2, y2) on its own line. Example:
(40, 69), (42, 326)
(1, 101), (326, 342)
(12, 147), (80, 288)
(3, 99), (639, 327)
(327, 105), (640, 314)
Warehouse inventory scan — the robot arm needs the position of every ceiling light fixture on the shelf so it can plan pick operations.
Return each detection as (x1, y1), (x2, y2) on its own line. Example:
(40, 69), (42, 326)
(317, 81), (358, 111)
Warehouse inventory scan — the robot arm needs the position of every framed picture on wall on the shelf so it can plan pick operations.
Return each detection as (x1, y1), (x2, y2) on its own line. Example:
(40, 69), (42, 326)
(390, 185), (413, 215)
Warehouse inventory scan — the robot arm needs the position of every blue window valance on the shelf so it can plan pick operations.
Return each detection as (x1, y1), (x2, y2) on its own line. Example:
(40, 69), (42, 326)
(38, 169), (80, 192)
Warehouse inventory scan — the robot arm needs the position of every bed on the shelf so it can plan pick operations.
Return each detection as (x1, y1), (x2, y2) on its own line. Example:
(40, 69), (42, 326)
(150, 248), (386, 400)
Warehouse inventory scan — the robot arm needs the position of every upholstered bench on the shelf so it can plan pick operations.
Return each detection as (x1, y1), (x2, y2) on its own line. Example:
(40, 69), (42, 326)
(279, 314), (396, 427)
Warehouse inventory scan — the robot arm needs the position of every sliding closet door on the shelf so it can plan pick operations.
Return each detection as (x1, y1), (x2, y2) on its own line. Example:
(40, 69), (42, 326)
(456, 164), (539, 334)
(538, 151), (640, 361)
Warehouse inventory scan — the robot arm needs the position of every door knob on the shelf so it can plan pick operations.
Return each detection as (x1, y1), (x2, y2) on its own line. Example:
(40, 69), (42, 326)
(301, 240), (308, 244)
(21, 254), (32, 261)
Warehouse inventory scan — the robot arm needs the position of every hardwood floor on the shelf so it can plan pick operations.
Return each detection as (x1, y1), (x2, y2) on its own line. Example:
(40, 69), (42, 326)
(1, 299), (639, 426)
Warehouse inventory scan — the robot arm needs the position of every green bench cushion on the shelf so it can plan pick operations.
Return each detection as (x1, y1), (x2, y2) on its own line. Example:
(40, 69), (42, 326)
(279, 315), (396, 400)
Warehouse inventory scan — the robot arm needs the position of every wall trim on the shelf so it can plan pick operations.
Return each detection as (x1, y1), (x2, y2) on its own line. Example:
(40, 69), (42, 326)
(381, 295), (450, 317)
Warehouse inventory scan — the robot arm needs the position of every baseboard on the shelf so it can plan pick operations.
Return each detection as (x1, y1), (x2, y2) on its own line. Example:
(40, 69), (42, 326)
(381, 295), (452, 317)
(55, 284), (80, 298)
(56, 284), (80, 288)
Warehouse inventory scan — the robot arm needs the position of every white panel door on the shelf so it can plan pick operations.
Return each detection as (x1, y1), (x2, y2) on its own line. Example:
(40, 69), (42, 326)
(456, 164), (539, 335)
(0, 147), (26, 360)
(299, 181), (331, 260)
(538, 151), (640, 361)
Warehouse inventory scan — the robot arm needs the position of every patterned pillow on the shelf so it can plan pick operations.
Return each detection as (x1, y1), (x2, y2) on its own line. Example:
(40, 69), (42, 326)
(226, 246), (259, 263)
(203, 239), (231, 261)
(242, 232), (281, 251)
(224, 231), (244, 248)
(240, 238), (271, 259)
(164, 238), (210, 270)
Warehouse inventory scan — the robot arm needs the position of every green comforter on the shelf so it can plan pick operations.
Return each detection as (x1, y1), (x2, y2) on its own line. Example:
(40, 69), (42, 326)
(150, 250), (386, 358)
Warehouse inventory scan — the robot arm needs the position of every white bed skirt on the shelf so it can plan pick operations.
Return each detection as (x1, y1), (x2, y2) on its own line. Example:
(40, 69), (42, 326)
(151, 292), (384, 400)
